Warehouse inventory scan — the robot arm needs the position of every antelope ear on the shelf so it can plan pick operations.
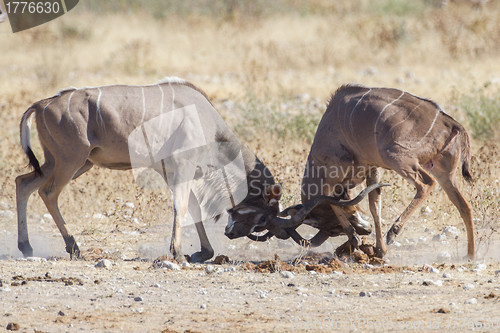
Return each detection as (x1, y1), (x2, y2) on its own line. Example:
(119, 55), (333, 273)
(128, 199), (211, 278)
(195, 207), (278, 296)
(264, 183), (282, 203)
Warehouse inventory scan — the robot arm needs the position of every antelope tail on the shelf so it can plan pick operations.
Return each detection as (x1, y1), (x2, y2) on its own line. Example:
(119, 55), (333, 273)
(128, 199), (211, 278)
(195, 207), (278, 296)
(459, 127), (472, 183)
(20, 108), (42, 176)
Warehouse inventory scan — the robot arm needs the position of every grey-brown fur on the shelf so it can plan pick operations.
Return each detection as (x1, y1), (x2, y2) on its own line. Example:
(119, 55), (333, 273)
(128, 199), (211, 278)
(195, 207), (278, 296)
(16, 78), (278, 262)
(300, 84), (474, 258)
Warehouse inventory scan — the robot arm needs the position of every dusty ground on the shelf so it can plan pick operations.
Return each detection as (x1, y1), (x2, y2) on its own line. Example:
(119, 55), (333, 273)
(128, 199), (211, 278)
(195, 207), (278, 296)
(1, 1), (499, 332)
(1, 255), (499, 332)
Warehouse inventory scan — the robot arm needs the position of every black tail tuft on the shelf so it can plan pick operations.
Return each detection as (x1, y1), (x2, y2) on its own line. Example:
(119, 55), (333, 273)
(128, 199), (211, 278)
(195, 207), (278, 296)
(462, 161), (472, 183)
(26, 147), (42, 176)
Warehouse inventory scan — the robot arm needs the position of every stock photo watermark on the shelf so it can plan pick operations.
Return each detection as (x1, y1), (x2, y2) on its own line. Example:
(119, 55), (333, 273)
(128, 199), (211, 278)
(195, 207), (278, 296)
(1, 0), (79, 32)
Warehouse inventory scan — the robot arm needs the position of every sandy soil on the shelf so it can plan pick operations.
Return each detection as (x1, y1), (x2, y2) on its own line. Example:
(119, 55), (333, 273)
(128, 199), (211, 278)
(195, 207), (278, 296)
(1, 254), (499, 333)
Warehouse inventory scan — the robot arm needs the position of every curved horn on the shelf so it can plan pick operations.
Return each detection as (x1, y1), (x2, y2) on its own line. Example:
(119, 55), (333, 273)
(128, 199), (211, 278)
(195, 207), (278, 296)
(247, 231), (274, 242)
(270, 183), (390, 230)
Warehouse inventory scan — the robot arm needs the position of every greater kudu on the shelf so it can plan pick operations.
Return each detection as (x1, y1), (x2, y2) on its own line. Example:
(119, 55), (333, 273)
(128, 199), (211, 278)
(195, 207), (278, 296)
(278, 84), (474, 258)
(16, 78), (281, 262)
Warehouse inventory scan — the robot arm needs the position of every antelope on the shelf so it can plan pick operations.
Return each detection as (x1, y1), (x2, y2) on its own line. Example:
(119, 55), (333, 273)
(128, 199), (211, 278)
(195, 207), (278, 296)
(282, 84), (474, 258)
(226, 84), (475, 260)
(16, 77), (282, 262)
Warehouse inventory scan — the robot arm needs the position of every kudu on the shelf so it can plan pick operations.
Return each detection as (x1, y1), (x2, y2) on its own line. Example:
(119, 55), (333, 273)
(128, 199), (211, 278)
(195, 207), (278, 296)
(16, 78), (281, 262)
(278, 84), (475, 258)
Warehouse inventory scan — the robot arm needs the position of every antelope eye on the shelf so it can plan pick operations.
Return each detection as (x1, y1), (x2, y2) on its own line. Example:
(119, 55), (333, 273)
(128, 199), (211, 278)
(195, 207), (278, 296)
(259, 215), (266, 224)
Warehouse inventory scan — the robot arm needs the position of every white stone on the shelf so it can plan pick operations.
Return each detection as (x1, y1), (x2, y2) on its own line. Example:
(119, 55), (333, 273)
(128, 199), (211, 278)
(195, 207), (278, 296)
(443, 226), (460, 236)
(465, 298), (477, 304)
(433, 233), (447, 242)
(161, 261), (180, 271)
(280, 271), (294, 279)
(95, 259), (112, 269)
(463, 283), (475, 290)
(205, 265), (215, 274)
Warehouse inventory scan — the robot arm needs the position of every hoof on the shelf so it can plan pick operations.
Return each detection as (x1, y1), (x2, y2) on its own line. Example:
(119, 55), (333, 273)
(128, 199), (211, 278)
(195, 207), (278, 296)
(374, 246), (387, 258)
(18, 241), (33, 257)
(190, 249), (214, 263)
(64, 235), (81, 260)
(386, 225), (400, 245)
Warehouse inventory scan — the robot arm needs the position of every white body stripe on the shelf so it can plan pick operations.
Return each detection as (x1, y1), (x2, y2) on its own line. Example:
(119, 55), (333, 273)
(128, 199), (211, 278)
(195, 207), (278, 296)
(418, 108), (440, 143)
(96, 87), (104, 127)
(373, 91), (405, 143)
(66, 90), (76, 122)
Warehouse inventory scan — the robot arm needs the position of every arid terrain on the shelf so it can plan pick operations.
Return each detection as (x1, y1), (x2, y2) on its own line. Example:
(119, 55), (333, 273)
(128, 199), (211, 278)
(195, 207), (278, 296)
(0, 1), (499, 332)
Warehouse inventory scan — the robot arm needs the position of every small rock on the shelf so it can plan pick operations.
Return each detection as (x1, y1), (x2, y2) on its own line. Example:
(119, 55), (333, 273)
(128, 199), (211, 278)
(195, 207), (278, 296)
(443, 226), (460, 236)
(6, 322), (19, 331)
(134, 296), (143, 302)
(359, 291), (372, 297)
(442, 273), (452, 279)
(332, 271), (343, 276)
(125, 202), (135, 208)
(280, 271), (294, 279)
(92, 213), (106, 219)
(58, 310), (65, 316)
(213, 255), (229, 265)
(432, 233), (447, 242)
(392, 241), (402, 247)
(295, 287), (309, 293)
(200, 304), (207, 309)
(95, 259), (112, 269)
(258, 291), (268, 299)
(225, 267), (236, 272)
(465, 298), (477, 304)
(495, 270), (500, 275)
(205, 265), (215, 274)
(160, 261), (180, 271)
(457, 266), (467, 273)
(423, 279), (442, 286)
(436, 307), (450, 314)
(475, 263), (487, 271)
(152, 283), (161, 288)
(181, 262), (190, 268)
(418, 236), (427, 243)
(421, 206), (432, 216)
(424, 265), (440, 274)
(449, 302), (457, 309)
(463, 283), (475, 290)
(329, 289), (336, 295)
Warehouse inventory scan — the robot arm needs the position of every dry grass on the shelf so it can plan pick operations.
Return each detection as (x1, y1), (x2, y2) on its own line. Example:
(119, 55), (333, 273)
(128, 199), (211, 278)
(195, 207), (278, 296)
(0, 0), (498, 260)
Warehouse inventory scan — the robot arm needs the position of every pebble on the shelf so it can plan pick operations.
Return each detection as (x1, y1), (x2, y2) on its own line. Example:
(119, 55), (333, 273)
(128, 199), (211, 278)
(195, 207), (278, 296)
(424, 264), (440, 274)
(465, 298), (477, 305)
(200, 304), (207, 309)
(475, 263), (487, 271)
(332, 271), (343, 276)
(95, 259), (112, 269)
(359, 291), (372, 297)
(181, 262), (190, 268)
(463, 283), (475, 290)
(423, 279), (443, 286)
(159, 261), (180, 271)
(58, 310), (65, 316)
(392, 241), (402, 247)
(280, 271), (294, 279)
(432, 233), (447, 242)
(443, 226), (460, 236)
(495, 270), (500, 275)
(442, 273), (452, 279)
(225, 267), (236, 272)
(6, 322), (19, 331)
(258, 291), (268, 299)
(152, 283), (161, 288)
(134, 296), (143, 302)
(205, 265), (215, 274)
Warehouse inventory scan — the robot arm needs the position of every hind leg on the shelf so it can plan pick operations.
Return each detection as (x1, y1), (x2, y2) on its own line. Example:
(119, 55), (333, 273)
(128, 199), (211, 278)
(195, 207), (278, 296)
(432, 155), (475, 259)
(38, 156), (90, 259)
(387, 165), (437, 244)
(16, 163), (53, 257)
